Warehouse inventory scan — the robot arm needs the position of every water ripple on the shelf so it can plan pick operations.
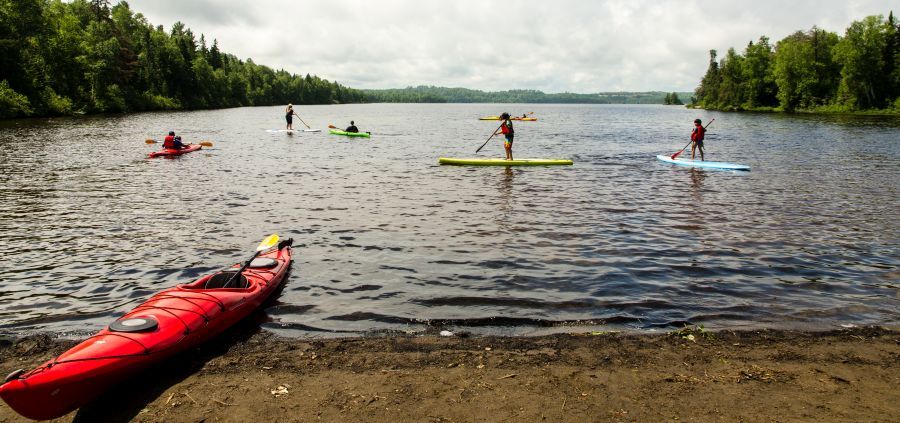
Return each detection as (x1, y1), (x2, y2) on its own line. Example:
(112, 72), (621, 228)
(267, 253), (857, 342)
(0, 104), (897, 337)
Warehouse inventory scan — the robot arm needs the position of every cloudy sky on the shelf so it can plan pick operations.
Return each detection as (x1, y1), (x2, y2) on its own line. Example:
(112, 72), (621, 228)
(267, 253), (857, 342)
(126, 0), (899, 93)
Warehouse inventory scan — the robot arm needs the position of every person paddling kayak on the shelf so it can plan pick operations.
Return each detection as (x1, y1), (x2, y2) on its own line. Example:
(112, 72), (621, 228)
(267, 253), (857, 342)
(162, 131), (185, 150)
(493, 113), (514, 160)
(345, 121), (359, 133)
(691, 118), (706, 161)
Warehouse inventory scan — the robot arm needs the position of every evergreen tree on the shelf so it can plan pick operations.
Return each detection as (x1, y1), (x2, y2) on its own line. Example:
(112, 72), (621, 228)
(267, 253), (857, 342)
(694, 50), (720, 108)
(0, 0), (364, 118)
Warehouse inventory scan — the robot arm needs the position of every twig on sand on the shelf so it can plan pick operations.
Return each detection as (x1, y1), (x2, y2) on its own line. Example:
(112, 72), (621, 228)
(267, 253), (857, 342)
(212, 399), (235, 406)
(165, 393), (175, 406)
(184, 392), (198, 405)
(498, 373), (518, 380)
(561, 397), (567, 412)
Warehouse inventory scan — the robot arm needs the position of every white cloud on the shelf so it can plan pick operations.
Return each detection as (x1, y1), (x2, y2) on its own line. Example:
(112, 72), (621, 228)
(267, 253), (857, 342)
(126, 0), (900, 92)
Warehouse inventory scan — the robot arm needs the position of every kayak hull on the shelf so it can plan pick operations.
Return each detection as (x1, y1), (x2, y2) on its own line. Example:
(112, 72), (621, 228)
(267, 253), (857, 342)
(329, 130), (370, 137)
(439, 157), (573, 166)
(148, 144), (202, 158)
(0, 242), (293, 420)
(655, 155), (750, 171)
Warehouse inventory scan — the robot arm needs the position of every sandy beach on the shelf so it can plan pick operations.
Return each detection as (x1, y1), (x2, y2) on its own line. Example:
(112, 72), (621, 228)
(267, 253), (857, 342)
(1, 326), (897, 422)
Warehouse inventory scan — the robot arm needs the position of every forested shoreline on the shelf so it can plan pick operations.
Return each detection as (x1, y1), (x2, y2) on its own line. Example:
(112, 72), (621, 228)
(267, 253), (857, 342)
(0, 0), (365, 119)
(362, 86), (691, 104)
(8, 2), (897, 119)
(693, 12), (900, 113)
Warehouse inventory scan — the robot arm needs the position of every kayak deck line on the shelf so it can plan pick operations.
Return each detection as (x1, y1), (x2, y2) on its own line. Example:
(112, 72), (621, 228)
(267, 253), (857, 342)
(439, 157), (573, 166)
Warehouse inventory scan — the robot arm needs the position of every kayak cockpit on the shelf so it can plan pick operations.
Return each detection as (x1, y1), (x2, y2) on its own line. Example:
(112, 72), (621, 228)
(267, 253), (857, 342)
(183, 272), (250, 289)
(182, 257), (280, 290)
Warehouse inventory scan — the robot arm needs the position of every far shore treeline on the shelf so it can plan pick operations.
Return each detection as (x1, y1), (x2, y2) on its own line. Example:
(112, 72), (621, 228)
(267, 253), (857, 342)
(0, 0), (365, 119)
(0, 0), (693, 119)
(694, 12), (900, 113)
(362, 86), (691, 105)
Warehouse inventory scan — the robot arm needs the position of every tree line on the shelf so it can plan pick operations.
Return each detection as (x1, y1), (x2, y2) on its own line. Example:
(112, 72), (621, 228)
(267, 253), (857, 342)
(694, 12), (900, 112)
(0, 0), (365, 119)
(363, 86), (693, 105)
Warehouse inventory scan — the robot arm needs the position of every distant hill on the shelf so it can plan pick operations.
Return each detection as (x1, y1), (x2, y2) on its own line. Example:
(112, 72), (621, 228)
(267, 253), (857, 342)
(362, 86), (692, 104)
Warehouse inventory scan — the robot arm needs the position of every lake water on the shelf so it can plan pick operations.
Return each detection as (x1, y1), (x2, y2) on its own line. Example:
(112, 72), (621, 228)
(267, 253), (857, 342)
(0, 104), (897, 338)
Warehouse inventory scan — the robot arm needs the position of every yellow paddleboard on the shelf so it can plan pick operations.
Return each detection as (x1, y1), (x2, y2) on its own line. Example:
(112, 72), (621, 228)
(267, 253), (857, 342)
(438, 158), (573, 166)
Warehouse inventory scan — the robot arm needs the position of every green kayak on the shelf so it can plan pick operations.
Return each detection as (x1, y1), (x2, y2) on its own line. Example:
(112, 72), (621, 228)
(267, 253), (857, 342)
(329, 129), (370, 138)
(439, 157), (573, 166)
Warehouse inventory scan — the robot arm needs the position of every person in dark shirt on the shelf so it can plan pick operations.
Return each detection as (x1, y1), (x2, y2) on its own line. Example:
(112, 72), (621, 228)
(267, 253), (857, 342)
(345, 121), (359, 133)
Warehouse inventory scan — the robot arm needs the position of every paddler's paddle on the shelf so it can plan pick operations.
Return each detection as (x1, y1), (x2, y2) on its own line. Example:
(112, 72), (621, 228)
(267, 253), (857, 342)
(222, 234), (280, 288)
(145, 139), (213, 147)
(475, 121), (506, 153)
(671, 118), (714, 159)
(293, 113), (312, 130)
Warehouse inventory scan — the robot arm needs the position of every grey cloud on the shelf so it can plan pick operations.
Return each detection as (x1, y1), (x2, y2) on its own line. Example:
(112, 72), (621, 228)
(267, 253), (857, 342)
(128, 0), (900, 92)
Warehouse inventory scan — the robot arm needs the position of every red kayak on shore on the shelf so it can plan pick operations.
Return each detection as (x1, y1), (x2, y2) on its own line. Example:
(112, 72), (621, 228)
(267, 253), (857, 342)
(0, 235), (293, 420)
(148, 144), (202, 158)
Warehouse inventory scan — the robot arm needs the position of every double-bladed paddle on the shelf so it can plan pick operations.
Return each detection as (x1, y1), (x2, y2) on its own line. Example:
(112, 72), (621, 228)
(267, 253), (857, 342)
(145, 139), (214, 147)
(222, 234), (281, 288)
(671, 118), (714, 159)
(327, 124), (370, 135)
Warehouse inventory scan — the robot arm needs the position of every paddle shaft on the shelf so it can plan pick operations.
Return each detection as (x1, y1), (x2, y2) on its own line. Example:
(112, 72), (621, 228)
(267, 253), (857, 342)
(223, 251), (261, 288)
(146, 139), (213, 147)
(476, 121), (506, 153)
(293, 112), (311, 129)
(672, 118), (714, 159)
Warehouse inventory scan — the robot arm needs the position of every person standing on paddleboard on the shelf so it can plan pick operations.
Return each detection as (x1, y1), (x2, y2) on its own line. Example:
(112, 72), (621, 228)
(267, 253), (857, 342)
(285, 104), (299, 130)
(691, 118), (706, 161)
(494, 112), (514, 160)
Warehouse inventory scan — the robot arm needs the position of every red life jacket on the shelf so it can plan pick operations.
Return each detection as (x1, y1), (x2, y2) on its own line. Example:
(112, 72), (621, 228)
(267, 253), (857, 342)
(500, 120), (514, 135)
(163, 135), (175, 149)
(691, 125), (705, 142)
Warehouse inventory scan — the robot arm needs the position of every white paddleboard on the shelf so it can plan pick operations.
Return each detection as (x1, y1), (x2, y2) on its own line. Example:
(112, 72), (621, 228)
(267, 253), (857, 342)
(656, 155), (750, 171)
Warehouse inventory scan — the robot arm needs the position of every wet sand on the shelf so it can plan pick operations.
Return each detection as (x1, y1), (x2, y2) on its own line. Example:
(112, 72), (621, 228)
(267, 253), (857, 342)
(0, 327), (897, 422)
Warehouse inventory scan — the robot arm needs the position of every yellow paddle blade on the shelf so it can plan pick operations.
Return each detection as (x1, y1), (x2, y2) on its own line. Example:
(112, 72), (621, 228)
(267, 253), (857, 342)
(145, 139), (157, 144)
(257, 234), (279, 251)
(199, 141), (213, 147)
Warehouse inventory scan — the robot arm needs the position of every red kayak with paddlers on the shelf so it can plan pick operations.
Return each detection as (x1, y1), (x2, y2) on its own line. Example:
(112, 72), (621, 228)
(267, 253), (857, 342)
(147, 143), (202, 158)
(0, 234), (293, 420)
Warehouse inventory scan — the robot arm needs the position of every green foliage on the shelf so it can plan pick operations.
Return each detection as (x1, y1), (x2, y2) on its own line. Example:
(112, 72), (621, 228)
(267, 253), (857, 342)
(663, 92), (683, 105)
(0, 80), (33, 117)
(694, 12), (900, 113)
(363, 86), (692, 104)
(833, 15), (891, 109)
(40, 86), (73, 114)
(0, 0), (364, 119)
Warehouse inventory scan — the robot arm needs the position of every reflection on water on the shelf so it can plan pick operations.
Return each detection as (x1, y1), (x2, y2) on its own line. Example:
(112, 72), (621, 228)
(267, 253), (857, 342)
(0, 104), (897, 338)
(495, 167), (515, 229)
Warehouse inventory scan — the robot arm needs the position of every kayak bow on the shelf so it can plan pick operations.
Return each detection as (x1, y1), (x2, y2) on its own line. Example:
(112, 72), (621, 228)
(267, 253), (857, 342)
(0, 237), (293, 420)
